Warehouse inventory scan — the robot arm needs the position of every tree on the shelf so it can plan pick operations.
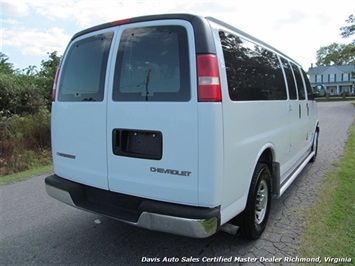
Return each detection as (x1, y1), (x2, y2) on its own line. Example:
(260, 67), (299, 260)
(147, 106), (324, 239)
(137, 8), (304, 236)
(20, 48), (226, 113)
(0, 52), (14, 75)
(316, 15), (355, 66)
(36, 51), (61, 105)
(0, 71), (45, 116)
(23, 65), (38, 76)
(0, 53), (50, 116)
(0, 53), (53, 176)
(0, 52), (62, 116)
(340, 14), (355, 43)
(316, 43), (355, 66)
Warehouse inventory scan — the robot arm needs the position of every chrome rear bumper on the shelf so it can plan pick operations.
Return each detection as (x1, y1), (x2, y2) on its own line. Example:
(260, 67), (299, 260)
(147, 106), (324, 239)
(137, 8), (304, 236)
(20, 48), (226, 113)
(45, 175), (220, 238)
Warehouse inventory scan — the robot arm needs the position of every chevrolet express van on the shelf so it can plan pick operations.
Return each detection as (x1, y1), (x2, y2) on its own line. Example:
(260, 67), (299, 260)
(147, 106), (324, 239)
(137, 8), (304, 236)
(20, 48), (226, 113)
(45, 14), (319, 240)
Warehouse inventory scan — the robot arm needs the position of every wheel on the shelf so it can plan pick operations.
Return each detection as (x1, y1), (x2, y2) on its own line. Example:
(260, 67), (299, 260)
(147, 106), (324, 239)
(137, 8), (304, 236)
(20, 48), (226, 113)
(310, 129), (319, 163)
(238, 163), (271, 240)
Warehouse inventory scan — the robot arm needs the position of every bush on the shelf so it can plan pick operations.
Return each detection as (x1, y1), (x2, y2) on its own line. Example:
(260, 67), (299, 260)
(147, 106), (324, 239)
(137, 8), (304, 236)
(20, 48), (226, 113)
(0, 74), (46, 117)
(0, 108), (51, 175)
(0, 52), (60, 176)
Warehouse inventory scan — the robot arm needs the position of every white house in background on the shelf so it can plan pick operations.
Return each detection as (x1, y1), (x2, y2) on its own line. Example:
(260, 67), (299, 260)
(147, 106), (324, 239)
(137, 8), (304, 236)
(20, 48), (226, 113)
(308, 64), (355, 96)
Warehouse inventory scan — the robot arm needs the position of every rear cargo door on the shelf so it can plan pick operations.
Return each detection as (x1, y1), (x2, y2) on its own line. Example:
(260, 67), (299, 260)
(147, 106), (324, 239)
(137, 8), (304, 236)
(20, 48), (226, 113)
(52, 30), (113, 190)
(107, 21), (199, 205)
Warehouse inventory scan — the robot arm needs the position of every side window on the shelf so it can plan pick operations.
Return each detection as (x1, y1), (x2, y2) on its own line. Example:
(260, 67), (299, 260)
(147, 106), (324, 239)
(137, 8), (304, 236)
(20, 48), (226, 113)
(113, 26), (190, 102)
(280, 58), (297, 100)
(58, 32), (113, 102)
(291, 63), (306, 100)
(301, 69), (313, 97)
(219, 31), (287, 101)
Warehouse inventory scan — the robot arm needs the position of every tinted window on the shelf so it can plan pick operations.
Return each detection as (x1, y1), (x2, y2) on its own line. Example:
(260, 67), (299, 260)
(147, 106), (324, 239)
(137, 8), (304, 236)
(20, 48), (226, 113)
(113, 26), (190, 101)
(291, 63), (306, 100)
(58, 33), (113, 102)
(302, 69), (313, 97)
(220, 31), (287, 101)
(280, 58), (297, 100)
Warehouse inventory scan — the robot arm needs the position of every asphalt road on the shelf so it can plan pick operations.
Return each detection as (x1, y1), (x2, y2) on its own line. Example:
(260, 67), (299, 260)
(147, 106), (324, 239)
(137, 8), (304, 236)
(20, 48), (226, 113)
(1, 102), (354, 266)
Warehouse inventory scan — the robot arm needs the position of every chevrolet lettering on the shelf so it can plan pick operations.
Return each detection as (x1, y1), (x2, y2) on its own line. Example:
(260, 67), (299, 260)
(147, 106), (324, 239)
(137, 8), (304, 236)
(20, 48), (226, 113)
(150, 167), (192, 176)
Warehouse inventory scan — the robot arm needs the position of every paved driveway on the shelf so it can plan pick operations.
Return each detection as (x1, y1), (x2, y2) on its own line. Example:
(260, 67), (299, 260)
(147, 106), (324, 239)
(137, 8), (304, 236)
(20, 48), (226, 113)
(1, 102), (354, 265)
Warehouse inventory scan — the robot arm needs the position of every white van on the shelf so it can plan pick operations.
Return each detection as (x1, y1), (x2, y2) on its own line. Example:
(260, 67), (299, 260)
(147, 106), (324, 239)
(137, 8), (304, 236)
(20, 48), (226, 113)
(45, 14), (319, 240)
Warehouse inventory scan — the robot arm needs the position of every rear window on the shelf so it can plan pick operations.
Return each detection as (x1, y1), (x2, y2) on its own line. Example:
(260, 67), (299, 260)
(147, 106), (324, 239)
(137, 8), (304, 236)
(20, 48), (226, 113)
(113, 26), (190, 101)
(58, 32), (113, 102)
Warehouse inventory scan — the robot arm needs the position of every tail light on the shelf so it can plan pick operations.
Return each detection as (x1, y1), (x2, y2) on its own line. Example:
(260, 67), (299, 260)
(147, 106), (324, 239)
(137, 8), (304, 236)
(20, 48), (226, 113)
(111, 18), (131, 26)
(52, 68), (60, 102)
(197, 54), (222, 102)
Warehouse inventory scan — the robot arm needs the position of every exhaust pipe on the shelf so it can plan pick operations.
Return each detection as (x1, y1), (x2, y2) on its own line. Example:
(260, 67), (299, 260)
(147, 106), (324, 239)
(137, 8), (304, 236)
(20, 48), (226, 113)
(220, 223), (239, 236)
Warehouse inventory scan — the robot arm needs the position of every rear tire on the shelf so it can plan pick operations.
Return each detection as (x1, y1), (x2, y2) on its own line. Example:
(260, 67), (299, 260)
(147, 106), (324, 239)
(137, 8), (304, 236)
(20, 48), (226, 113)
(238, 163), (271, 240)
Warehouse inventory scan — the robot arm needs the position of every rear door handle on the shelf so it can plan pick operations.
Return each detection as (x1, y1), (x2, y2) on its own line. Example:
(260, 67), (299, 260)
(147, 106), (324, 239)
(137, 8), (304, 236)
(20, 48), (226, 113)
(299, 104), (301, 119)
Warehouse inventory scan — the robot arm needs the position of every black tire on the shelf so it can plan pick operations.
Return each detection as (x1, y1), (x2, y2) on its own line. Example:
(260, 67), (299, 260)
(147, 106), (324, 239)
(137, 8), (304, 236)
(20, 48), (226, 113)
(310, 130), (319, 163)
(238, 163), (272, 240)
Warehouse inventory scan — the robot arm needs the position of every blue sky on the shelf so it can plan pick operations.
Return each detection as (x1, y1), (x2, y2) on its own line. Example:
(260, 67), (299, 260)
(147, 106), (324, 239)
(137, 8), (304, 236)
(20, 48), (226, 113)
(1, 0), (354, 71)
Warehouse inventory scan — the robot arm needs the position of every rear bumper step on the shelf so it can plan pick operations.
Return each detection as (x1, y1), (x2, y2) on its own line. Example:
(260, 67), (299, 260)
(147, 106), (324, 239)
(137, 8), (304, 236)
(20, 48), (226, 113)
(45, 175), (220, 238)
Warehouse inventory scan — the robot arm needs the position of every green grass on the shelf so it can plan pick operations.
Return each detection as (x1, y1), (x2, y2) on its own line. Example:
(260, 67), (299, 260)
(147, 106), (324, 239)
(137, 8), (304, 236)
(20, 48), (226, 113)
(0, 164), (53, 185)
(298, 120), (355, 263)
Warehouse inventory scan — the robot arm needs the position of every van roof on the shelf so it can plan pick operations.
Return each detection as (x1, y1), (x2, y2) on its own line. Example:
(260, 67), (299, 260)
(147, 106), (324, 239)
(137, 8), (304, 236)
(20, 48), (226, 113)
(72, 13), (216, 55)
(72, 14), (196, 39)
(72, 13), (300, 67)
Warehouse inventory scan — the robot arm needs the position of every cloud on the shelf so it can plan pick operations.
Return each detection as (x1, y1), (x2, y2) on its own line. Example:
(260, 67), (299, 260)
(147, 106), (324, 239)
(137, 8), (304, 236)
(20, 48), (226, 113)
(273, 9), (306, 29)
(2, 1), (30, 16)
(1, 18), (20, 25)
(23, 0), (234, 29)
(71, 1), (125, 27)
(165, 1), (232, 15)
(32, 0), (76, 20)
(2, 0), (354, 71)
(2, 27), (71, 57)
(23, 1), (144, 28)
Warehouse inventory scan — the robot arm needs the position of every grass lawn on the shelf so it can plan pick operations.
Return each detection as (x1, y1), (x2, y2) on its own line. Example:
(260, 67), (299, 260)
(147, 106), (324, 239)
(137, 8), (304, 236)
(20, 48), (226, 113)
(0, 164), (53, 185)
(298, 120), (355, 263)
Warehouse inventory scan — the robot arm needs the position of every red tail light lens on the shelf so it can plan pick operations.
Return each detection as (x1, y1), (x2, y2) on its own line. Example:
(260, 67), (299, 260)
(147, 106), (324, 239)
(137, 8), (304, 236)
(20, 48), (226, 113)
(197, 54), (222, 102)
(52, 68), (60, 102)
(111, 18), (131, 26)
